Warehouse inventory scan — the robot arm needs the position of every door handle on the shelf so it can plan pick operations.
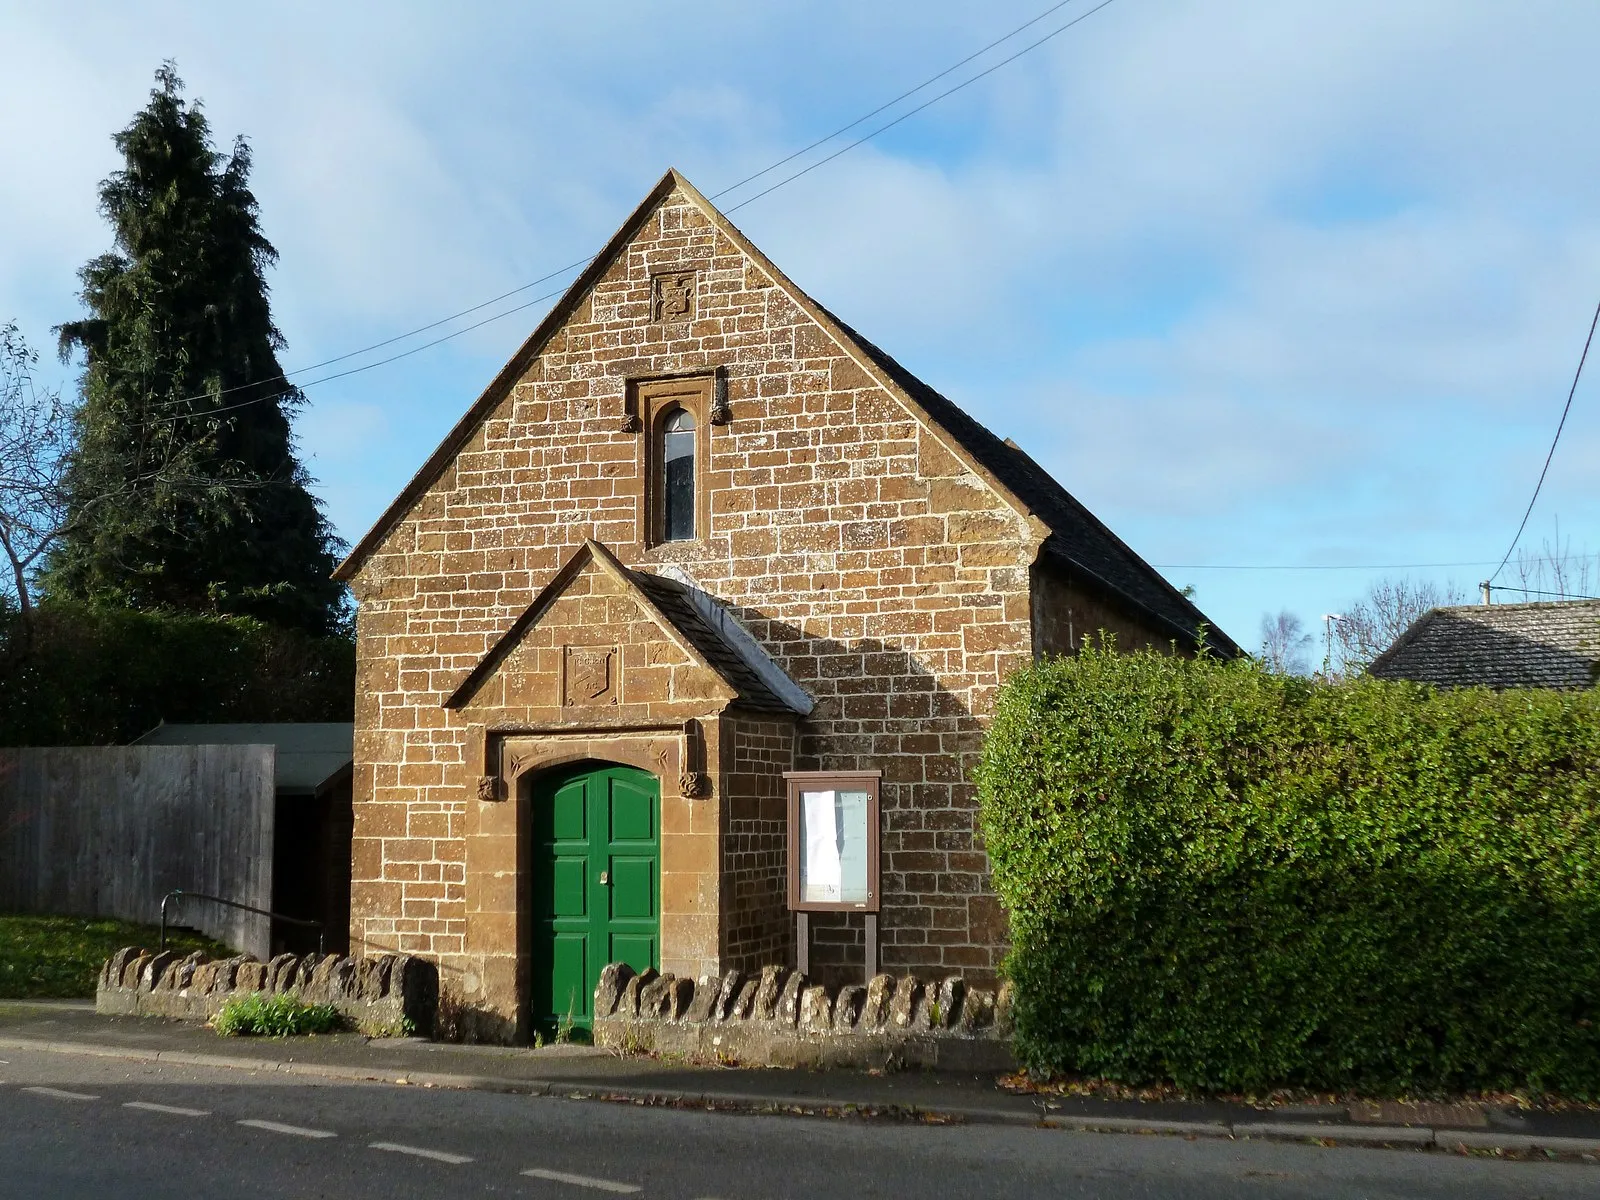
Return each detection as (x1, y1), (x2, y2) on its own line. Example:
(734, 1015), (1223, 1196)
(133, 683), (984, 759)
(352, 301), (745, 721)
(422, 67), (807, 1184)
(599, 870), (610, 886)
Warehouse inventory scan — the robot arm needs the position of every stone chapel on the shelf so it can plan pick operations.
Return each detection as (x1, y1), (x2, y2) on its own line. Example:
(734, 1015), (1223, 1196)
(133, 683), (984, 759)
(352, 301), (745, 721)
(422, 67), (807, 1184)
(334, 169), (1239, 1041)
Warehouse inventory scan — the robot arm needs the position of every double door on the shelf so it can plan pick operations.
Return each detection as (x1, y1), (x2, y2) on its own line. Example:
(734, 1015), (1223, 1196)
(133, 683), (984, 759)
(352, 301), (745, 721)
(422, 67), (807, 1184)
(529, 763), (660, 1034)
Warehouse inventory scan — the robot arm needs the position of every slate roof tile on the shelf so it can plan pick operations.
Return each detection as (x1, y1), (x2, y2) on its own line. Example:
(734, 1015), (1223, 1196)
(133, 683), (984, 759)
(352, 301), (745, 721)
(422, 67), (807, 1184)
(822, 309), (1242, 657)
(1367, 600), (1600, 690)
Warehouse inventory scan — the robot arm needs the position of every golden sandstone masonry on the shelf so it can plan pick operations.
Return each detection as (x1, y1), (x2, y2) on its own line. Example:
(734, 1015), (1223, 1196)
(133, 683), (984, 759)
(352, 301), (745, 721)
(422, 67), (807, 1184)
(335, 170), (1238, 1042)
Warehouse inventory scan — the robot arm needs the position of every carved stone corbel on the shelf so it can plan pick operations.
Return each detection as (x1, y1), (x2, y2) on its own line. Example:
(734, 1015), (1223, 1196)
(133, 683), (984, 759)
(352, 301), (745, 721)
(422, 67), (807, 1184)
(476, 775), (501, 802)
(708, 372), (732, 425)
(678, 772), (711, 800)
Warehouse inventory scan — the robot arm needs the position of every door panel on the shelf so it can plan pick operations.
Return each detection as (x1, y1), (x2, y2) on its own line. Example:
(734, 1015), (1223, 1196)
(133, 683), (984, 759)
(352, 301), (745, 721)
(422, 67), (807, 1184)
(608, 857), (655, 920)
(529, 764), (660, 1034)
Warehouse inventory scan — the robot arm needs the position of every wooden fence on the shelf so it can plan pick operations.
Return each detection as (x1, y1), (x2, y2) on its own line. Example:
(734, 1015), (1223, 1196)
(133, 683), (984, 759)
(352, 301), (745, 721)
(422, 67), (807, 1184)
(0, 746), (275, 957)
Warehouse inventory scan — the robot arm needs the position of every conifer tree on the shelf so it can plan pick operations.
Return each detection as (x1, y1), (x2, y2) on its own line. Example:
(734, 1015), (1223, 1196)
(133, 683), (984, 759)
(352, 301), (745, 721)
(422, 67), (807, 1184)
(45, 64), (346, 635)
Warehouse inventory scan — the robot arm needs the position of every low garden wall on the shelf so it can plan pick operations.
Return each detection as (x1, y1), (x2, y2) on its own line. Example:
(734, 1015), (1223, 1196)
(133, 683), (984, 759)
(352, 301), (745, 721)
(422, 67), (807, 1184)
(592, 962), (1015, 1071)
(96, 946), (437, 1036)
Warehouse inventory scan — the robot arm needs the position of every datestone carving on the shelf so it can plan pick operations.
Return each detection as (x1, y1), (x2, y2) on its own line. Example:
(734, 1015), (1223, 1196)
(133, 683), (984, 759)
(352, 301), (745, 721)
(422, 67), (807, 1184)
(651, 269), (697, 322)
(563, 645), (619, 707)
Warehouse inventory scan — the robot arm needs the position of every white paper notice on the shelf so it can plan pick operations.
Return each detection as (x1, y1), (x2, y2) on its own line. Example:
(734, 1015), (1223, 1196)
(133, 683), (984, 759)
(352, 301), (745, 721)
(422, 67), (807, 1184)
(802, 789), (842, 903)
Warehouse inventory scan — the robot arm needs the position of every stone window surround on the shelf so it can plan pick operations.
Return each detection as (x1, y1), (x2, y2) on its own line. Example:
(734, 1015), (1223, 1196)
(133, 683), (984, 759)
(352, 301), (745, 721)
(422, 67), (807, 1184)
(630, 373), (714, 550)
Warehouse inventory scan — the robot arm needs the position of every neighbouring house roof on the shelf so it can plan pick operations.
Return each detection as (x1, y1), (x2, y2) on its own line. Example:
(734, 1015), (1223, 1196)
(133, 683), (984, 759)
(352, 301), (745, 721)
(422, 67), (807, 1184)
(330, 168), (1238, 657)
(1367, 600), (1600, 690)
(131, 722), (354, 795)
(443, 539), (809, 716)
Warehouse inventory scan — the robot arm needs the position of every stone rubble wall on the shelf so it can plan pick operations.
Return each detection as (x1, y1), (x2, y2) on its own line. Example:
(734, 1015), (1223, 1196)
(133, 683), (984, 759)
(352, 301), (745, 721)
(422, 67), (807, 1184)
(94, 946), (437, 1037)
(591, 962), (1015, 1072)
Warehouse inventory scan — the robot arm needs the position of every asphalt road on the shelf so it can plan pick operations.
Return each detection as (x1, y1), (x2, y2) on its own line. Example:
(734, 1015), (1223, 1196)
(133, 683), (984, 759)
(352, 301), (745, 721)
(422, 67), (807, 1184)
(0, 1045), (1593, 1199)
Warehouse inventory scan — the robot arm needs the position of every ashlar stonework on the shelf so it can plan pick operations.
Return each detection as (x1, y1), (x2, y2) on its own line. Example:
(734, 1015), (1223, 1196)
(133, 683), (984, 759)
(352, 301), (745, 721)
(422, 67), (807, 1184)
(335, 169), (1238, 1042)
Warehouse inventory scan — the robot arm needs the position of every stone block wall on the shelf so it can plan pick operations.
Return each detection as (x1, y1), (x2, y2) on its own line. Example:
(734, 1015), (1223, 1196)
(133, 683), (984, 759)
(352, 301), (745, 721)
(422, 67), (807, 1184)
(94, 946), (437, 1036)
(721, 714), (794, 971)
(590, 960), (1014, 1072)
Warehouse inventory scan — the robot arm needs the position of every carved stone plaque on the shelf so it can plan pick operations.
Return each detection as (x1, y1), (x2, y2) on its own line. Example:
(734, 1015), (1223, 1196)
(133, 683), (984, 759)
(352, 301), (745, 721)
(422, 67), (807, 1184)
(651, 270), (696, 323)
(563, 645), (619, 707)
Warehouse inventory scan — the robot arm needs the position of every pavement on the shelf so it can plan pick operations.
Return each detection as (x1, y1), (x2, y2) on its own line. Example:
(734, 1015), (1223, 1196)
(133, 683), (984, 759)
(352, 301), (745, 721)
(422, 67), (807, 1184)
(3, 999), (1599, 1160)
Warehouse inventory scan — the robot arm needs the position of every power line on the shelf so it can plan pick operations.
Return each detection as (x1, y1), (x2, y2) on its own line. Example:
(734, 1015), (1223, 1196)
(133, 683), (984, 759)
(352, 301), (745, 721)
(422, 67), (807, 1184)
(147, 283), (575, 426)
(709, 0), (1080, 202)
(1487, 584), (1600, 601)
(137, 255), (595, 419)
(724, 0), (1122, 215)
(1486, 296), (1600, 585)
(117, 0), (1117, 422)
(1155, 560), (1504, 572)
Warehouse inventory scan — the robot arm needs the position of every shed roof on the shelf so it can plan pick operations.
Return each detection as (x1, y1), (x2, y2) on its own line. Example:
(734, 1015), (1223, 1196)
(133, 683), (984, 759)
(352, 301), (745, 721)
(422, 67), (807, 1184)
(131, 723), (354, 795)
(1367, 600), (1600, 690)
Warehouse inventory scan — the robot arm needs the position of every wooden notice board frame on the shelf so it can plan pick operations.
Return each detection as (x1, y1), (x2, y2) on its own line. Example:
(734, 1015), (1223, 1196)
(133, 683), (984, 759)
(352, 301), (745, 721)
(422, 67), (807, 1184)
(784, 770), (881, 980)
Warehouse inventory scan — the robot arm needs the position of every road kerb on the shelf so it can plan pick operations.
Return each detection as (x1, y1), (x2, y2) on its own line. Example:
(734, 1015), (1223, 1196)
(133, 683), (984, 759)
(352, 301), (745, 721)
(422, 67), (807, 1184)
(1046, 1115), (1231, 1138)
(1438, 1130), (1600, 1155)
(1235, 1121), (1434, 1146)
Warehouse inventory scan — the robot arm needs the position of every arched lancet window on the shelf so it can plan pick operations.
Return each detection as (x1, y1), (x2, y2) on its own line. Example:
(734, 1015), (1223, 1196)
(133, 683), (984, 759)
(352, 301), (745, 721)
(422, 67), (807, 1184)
(662, 407), (696, 541)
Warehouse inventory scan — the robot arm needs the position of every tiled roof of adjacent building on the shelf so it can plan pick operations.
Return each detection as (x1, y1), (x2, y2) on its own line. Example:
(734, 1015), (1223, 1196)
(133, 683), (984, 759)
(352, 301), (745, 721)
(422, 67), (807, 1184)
(1367, 600), (1600, 690)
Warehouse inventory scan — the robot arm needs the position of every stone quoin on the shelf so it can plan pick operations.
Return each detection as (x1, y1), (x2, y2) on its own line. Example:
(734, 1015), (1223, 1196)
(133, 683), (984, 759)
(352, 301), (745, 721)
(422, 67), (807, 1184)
(334, 169), (1238, 1043)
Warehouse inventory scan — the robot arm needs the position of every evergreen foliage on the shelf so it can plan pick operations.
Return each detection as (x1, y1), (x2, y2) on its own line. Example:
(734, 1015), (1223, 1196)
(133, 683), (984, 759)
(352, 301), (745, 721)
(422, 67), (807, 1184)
(45, 64), (345, 634)
(0, 599), (354, 746)
(977, 644), (1600, 1096)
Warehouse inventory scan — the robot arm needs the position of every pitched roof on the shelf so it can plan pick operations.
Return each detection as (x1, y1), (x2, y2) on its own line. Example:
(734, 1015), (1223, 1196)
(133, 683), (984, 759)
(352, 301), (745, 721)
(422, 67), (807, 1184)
(630, 571), (807, 714)
(820, 311), (1240, 657)
(443, 539), (807, 715)
(1367, 600), (1600, 690)
(332, 169), (1237, 656)
(130, 722), (353, 794)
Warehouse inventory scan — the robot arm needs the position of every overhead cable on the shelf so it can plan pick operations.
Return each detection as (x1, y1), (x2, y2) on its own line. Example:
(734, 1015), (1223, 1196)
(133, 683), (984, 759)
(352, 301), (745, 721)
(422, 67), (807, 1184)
(1486, 296), (1600, 585)
(120, 0), (1118, 420)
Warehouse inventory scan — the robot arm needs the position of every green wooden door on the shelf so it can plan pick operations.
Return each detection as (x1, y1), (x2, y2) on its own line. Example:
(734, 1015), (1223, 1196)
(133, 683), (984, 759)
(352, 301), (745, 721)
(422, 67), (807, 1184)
(529, 763), (659, 1034)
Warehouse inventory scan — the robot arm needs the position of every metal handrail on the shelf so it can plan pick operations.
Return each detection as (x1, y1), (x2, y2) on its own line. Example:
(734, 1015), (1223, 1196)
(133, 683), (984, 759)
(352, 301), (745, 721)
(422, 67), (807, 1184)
(159, 889), (325, 954)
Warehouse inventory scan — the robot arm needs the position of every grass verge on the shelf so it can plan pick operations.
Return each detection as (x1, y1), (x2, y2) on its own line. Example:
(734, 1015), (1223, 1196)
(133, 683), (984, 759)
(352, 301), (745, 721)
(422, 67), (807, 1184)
(0, 913), (231, 999)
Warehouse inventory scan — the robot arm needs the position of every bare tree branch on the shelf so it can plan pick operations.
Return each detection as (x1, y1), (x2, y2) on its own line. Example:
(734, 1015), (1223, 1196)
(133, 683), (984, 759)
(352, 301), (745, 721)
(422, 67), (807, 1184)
(1332, 576), (1466, 677)
(1259, 610), (1314, 675)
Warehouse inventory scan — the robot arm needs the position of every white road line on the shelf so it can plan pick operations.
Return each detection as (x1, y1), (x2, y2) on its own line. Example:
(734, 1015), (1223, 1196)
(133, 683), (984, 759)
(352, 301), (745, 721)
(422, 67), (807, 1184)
(521, 1167), (641, 1193)
(124, 1101), (210, 1117)
(21, 1086), (98, 1101)
(237, 1118), (337, 1139)
(369, 1141), (473, 1164)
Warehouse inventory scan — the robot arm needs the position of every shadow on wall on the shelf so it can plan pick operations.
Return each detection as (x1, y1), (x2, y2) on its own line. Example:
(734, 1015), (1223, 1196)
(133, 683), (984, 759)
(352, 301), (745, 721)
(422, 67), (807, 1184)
(723, 622), (1011, 992)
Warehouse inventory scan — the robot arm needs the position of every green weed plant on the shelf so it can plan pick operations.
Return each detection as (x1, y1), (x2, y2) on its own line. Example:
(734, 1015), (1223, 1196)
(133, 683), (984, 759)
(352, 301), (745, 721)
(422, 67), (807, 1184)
(213, 991), (343, 1037)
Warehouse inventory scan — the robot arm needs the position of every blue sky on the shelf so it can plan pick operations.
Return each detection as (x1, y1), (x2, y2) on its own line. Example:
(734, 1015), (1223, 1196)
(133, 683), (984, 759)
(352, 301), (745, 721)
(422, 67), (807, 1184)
(3, 0), (1597, 652)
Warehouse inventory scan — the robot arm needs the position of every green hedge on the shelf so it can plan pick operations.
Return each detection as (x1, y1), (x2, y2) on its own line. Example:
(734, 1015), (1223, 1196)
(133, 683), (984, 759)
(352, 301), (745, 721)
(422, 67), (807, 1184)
(0, 600), (354, 746)
(977, 644), (1600, 1096)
